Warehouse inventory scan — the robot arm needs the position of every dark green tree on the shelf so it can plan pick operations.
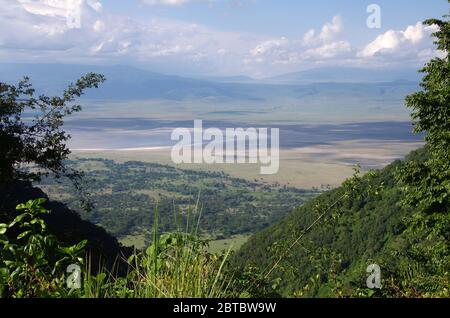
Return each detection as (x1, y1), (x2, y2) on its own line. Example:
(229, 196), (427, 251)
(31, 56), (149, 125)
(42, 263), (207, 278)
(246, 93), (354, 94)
(394, 6), (449, 297)
(0, 73), (105, 184)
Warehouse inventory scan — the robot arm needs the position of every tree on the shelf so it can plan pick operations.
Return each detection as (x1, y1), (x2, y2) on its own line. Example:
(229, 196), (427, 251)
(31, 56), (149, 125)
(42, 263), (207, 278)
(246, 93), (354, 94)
(394, 6), (450, 297)
(0, 73), (105, 185)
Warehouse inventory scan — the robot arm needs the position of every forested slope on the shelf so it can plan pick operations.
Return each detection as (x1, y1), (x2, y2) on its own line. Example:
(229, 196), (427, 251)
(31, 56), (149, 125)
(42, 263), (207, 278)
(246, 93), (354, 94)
(233, 148), (429, 296)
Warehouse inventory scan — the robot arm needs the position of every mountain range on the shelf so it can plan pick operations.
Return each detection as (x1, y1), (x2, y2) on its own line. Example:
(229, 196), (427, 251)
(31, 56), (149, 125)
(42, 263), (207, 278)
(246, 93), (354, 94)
(0, 63), (420, 101)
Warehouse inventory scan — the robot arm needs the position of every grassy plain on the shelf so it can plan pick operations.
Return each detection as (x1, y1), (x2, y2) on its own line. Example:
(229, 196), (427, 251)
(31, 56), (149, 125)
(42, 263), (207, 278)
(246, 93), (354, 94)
(207, 235), (251, 254)
(72, 139), (422, 188)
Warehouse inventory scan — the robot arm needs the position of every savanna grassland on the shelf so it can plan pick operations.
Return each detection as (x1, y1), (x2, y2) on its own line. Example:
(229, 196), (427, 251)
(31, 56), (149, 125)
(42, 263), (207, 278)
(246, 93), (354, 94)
(36, 158), (320, 250)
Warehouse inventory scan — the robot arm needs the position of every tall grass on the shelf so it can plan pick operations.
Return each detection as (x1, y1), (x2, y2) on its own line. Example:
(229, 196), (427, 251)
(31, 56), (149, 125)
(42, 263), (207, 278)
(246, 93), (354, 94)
(78, 202), (235, 298)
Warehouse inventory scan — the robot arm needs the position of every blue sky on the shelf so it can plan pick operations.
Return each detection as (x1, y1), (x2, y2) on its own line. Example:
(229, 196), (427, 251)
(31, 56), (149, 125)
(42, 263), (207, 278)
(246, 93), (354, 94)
(0, 0), (448, 77)
(108, 0), (447, 41)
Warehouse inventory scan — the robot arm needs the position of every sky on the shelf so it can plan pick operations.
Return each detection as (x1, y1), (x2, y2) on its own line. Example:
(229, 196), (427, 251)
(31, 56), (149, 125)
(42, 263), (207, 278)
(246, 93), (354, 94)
(0, 0), (448, 77)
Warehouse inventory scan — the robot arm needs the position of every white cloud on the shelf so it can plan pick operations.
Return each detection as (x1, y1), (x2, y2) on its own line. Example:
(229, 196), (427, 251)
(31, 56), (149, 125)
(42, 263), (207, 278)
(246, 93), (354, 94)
(250, 38), (288, 57)
(245, 16), (351, 69)
(319, 15), (343, 43)
(93, 19), (105, 32)
(300, 15), (343, 47)
(17, 0), (102, 17)
(0, 2), (442, 77)
(0, 0), (256, 70)
(359, 22), (438, 59)
(306, 41), (352, 59)
(302, 29), (316, 46)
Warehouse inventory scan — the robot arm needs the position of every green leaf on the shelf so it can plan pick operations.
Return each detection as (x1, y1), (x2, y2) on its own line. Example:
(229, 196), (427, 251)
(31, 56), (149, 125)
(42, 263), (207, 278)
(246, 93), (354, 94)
(9, 213), (28, 228)
(75, 240), (88, 251)
(35, 198), (47, 205)
(0, 224), (7, 235)
(17, 230), (32, 240)
(96, 273), (106, 283)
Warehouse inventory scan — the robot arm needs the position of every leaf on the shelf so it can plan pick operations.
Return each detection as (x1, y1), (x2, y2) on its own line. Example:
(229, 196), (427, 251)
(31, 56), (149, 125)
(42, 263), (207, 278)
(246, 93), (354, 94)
(35, 198), (47, 205)
(0, 267), (9, 278)
(367, 289), (376, 297)
(9, 213), (28, 228)
(0, 224), (7, 235)
(17, 230), (32, 240)
(75, 240), (88, 251)
(146, 245), (155, 256)
(96, 273), (106, 283)
(15, 203), (27, 210)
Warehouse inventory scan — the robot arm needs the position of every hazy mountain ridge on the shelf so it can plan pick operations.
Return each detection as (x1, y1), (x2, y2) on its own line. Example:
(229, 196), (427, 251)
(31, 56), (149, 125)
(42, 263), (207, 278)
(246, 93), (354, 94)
(263, 67), (422, 84)
(0, 63), (420, 101)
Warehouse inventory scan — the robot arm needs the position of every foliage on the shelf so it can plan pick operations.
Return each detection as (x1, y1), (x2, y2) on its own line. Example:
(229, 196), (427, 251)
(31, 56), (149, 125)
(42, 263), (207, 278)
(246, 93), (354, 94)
(71, 232), (235, 298)
(1, 6), (449, 299)
(37, 158), (318, 241)
(234, 8), (450, 298)
(0, 74), (105, 203)
(1, 199), (241, 298)
(107, 204), (234, 298)
(389, 10), (450, 297)
(0, 199), (86, 297)
(232, 164), (388, 296)
(233, 156), (415, 296)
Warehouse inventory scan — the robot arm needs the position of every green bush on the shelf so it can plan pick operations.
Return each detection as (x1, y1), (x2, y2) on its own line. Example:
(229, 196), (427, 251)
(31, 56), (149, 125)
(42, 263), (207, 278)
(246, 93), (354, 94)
(0, 199), (241, 298)
(0, 199), (86, 297)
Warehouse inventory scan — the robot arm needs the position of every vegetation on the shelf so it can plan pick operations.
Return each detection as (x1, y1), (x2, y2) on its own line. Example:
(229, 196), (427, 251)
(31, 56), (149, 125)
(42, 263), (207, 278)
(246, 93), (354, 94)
(386, 13), (450, 297)
(233, 150), (419, 296)
(0, 5), (448, 299)
(235, 10), (450, 298)
(0, 199), (86, 297)
(36, 158), (318, 243)
(1, 199), (236, 298)
(0, 73), (104, 183)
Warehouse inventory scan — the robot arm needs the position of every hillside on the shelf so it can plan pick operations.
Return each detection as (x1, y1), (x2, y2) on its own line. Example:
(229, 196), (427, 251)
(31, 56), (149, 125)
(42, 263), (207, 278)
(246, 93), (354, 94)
(233, 147), (429, 296)
(0, 181), (132, 275)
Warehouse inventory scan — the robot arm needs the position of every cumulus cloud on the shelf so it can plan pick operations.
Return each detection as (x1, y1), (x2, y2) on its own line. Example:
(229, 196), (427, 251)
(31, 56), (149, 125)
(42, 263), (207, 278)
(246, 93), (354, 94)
(248, 38), (289, 64)
(319, 15), (343, 43)
(0, 1), (442, 77)
(359, 21), (439, 62)
(0, 0), (262, 74)
(301, 15), (343, 47)
(244, 16), (440, 75)
(245, 15), (352, 68)
(305, 41), (351, 59)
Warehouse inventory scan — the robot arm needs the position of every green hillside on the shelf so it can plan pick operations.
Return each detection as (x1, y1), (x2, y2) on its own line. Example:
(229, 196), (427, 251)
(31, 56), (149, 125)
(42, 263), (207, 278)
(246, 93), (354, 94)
(233, 147), (435, 297)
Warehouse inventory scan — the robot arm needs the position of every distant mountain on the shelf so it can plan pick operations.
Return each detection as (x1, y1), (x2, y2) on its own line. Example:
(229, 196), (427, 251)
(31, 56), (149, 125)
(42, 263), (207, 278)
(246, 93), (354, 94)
(0, 63), (257, 100)
(199, 75), (256, 84)
(0, 63), (419, 102)
(263, 67), (422, 85)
